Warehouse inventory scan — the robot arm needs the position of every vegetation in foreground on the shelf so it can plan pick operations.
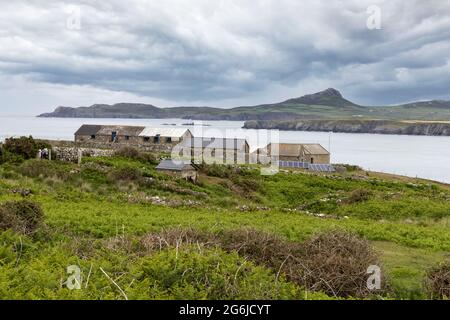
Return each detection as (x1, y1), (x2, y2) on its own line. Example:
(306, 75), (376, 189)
(0, 141), (449, 300)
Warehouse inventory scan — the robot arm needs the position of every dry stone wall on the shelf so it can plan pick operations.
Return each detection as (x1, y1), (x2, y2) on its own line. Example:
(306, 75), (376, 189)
(53, 147), (115, 162)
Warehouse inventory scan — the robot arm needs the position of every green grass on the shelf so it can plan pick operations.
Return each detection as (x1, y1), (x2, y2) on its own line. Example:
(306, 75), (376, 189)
(374, 241), (449, 299)
(1, 156), (449, 300)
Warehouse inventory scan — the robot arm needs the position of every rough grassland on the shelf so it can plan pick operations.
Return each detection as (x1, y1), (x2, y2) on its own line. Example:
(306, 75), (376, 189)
(0, 156), (449, 299)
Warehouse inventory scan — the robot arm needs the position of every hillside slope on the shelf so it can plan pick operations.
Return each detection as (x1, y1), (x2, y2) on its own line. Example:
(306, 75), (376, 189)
(1, 154), (449, 299)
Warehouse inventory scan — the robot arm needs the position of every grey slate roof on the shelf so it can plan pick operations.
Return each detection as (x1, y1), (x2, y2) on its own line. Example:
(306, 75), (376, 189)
(96, 125), (145, 136)
(156, 159), (195, 171)
(139, 127), (191, 138)
(181, 137), (248, 151)
(75, 125), (102, 136)
(75, 124), (146, 136)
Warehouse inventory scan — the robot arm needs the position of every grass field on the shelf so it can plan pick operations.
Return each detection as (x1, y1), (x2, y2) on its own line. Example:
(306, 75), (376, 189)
(0, 154), (449, 300)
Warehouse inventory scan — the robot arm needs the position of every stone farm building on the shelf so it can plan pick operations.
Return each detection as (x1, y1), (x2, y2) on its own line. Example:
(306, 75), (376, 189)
(255, 143), (330, 164)
(74, 124), (192, 151)
(73, 124), (330, 167)
(75, 125), (145, 145)
(156, 159), (198, 182)
(180, 137), (250, 165)
(139, 127), (192, 144)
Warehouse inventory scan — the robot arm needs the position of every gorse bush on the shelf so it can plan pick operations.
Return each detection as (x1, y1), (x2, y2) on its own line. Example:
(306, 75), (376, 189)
(2, 136), (51, 161)
(425, 262), (450, 300)
(130, 248), (304, 300)
(219, 229), (388, 298)
(19, 159), (63, 179)
(139, 227), (388, 298)
(344, 188), (373, 204)
(3, 136), (38, 160)
(114, 147), (158, 165)
(201, 164), (233, 178)
(108, 167), (142, 182)
(296, 230), (388, 298)
(0, 200), (44, 235)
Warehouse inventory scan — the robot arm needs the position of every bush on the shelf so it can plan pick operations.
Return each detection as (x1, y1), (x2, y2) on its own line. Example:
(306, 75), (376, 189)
(19, 160), (62, 179)
(114, 147), (140, 158)
(0, 200), (44, 235)
(296, 230), (387, 298)
(425, 262), (450, 299)
(0, 149), (24, 164)
(114, 147), (157, 164)
(2, 136), (52, 161)
(344, 188), (373, 204)
(201, 164), (233, 178)
(129, 247), (303, 300)
(219, 228), (297, 268)
(108, 167), (142, 182)
(231, 175), (262, 193)
(139, 228), (387, 298)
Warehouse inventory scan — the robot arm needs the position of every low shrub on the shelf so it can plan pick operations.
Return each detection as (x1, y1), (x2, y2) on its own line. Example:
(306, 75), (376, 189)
(0, 200), (44, 235)
(108, 167), (142, 182)
(0, 149), (25, 164)
(296, 230), (387, 298)
(139, 228), (387, 298)
(2, 136), (51, 161)
(219, 228), (297, 269)
(19, 159), (63, 179)
(140, 228), (217, 254)
(201, 164), (233, 178)
(425, 262), (450, 299)
(114, 147), (157, 164)
(231, 175), (262, 193)
(129, 247), (304, 300)
(344, 188), (373, 204)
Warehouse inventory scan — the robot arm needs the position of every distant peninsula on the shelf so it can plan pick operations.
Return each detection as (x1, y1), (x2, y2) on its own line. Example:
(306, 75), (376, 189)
(38, 88), (450, 136)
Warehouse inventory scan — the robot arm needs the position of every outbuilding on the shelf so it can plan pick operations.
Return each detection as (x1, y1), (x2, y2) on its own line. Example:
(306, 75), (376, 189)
(255, 143), (330, 164)
(156, 159), (198, 182)
(139, 128), (192, 145)
(75, 124), (145, 144)
(180, 137), (250, 164)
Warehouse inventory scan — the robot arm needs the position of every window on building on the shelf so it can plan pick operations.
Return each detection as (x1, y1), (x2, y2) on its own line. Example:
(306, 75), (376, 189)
(90, 135), (96, 140)
(310, 157), (314, 164)
(166, 137), (172, 143)
(143, 137), (150, 142)
(154, 135), (160, 144)
(125, 135), (130, 141)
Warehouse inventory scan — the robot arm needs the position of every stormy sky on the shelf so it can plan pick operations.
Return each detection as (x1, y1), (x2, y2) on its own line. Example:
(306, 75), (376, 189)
(0, 0), (449, 115)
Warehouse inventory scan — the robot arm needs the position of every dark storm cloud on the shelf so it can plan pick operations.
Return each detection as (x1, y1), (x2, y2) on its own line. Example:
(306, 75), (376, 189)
(0, 0), (450, 113)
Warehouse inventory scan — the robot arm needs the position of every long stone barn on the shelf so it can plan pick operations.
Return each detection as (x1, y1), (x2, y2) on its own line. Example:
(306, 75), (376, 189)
(74, 124), (192, 150)
(179, 137), (250, 164)
(255, 143), (330, 164)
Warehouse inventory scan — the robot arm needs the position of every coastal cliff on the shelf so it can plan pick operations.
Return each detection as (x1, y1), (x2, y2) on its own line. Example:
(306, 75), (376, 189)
(243, 120), (450, 136)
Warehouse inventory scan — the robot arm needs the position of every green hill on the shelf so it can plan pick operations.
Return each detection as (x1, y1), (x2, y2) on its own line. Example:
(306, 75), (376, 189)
(38, 88), (450, 121)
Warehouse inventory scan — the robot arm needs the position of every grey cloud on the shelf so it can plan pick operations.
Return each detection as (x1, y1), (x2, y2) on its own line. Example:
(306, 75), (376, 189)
(0, 0), (450, 114)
